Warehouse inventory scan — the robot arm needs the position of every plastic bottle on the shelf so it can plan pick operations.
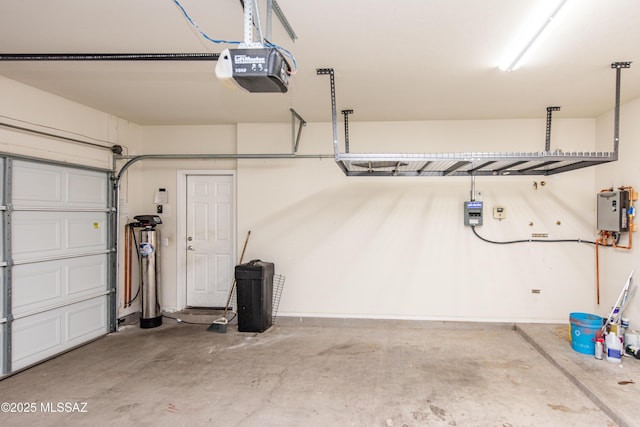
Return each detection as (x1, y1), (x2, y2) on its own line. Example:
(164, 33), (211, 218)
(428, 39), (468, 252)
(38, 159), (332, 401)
(605, 332), (622, 363)
(620, 318), (629, 338)
(594, 338), (604, 360)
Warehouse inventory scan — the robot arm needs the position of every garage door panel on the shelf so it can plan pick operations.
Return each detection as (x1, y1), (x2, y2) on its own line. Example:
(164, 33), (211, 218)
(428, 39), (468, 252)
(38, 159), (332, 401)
(68, 255), (107, 295)
(12, 212), (107, 261)
(0, 325), (4, 373)
(12, 164), (63, 205)
(0, 268), (4, 374)
(0, 269), (4, 317)
(3, 159), (112, 376)
(67, 216), (107, 250)
(12, 255), (107, 317)
(12, 296), (107, 371)
(12, 218), (62, 256)
(12, 312), (62, 370)
(12, 161), (108, 209)
(67, 170), (108, 207)
(12, 267), (62, 314)
(66, 298), (107, 344)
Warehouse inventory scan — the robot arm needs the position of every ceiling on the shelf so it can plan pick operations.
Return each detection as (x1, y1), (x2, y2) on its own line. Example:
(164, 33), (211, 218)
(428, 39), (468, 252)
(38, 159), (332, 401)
(1, 0), (639, 126)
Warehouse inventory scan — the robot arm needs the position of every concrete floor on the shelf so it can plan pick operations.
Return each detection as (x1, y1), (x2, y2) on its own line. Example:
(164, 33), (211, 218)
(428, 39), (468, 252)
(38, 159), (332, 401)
(0, 314), (637, 427)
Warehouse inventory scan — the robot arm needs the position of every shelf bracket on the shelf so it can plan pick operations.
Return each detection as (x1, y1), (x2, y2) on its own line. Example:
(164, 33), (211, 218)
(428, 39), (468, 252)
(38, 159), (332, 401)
(611, 61), (631, 159)
(316, 68), (339, 160)
(341, 109), (354, 153)
(545, 106), (561, 152)
(290, 108), (306, 154)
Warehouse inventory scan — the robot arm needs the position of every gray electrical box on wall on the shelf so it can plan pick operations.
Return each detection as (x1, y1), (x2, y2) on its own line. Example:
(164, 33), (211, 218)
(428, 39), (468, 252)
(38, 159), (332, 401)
(597, 190), (629, 232)
(464, 201), (483, 226)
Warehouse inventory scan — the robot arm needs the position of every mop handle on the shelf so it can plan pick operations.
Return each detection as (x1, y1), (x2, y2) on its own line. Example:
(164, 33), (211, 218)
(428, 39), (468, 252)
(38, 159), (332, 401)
(602, 270), (633, 332)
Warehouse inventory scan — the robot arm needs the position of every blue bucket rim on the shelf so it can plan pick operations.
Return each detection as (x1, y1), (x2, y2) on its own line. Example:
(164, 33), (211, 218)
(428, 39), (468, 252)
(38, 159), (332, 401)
(570, 312), (602, 326)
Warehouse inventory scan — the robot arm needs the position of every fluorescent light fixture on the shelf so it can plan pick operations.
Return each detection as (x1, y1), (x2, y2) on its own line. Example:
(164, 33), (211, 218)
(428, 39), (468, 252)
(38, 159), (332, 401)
(499, 0), (570, 71)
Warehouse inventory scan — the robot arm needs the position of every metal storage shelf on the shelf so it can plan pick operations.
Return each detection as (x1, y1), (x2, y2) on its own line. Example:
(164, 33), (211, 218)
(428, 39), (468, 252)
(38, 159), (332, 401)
(335, 150), (615, 177)
(318, 63), (629, 177)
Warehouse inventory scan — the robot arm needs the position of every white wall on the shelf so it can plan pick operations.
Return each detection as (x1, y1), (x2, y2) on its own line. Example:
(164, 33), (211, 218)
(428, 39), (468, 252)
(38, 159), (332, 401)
(0, 76), (124, 169)
(237, 119), (599, 323)
(6, 74), (635, 325)
(595, 96), (640, 330)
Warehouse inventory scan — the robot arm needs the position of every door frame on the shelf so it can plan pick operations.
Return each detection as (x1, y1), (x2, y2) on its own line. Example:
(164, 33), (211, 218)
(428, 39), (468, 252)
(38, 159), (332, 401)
(176, 170), (237, 311)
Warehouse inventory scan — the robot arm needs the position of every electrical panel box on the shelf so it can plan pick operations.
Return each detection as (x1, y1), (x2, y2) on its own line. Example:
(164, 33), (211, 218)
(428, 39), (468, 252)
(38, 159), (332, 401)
(464, 201), (483, 226)
(597, 190), (629, 232)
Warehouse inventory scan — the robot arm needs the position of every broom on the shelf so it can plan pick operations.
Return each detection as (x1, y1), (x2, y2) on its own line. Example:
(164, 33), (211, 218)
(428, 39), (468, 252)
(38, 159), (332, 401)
(207, 230), (251, 333)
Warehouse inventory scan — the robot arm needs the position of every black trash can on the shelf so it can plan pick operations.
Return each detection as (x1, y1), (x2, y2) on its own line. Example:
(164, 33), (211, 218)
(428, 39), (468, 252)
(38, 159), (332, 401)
(235, 260), (274, 332)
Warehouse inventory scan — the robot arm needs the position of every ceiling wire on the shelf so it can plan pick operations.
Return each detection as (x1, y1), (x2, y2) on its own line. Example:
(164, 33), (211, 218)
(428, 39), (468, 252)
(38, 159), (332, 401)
(171, 0), (242, 46)
(173, 0), (298, 73)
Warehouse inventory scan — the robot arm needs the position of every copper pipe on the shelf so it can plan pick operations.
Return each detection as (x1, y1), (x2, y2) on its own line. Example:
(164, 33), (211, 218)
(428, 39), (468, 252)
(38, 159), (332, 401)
(595, 237), (601, 305)
(127, 226), (134, 307)
(612, 186), (634, 250)
(124, 225), (130, 308)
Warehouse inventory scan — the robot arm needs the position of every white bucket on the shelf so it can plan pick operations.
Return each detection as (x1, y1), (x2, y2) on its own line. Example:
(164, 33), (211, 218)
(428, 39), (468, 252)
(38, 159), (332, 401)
(625, 330), (640, 347)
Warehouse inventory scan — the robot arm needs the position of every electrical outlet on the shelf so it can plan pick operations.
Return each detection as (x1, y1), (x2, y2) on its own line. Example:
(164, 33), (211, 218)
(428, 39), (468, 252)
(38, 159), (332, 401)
(493, 206), (506, 220)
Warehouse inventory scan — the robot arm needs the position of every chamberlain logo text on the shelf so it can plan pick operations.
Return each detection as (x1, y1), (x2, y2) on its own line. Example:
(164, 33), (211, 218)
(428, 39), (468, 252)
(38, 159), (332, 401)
(234, 55), (266, 65)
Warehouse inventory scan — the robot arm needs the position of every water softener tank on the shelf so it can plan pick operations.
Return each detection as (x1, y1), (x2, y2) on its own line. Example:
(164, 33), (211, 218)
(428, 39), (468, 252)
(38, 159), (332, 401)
(134, 215), (163, 328)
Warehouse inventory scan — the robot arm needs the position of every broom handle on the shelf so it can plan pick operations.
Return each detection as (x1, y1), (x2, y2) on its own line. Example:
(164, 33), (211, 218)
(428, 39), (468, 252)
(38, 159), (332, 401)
(223, 230), (251, 315)
(238, 230), (251, 264)
(602, 270), (634, 332)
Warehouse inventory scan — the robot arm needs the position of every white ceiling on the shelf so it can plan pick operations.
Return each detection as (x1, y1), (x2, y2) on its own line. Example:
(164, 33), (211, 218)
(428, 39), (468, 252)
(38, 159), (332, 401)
(1, 0), (639, 126)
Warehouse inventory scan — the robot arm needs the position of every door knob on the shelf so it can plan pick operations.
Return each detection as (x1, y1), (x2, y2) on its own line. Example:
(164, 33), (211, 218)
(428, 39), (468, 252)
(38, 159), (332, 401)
(187, 246), (194, 251)
(187, 236), (193, 241)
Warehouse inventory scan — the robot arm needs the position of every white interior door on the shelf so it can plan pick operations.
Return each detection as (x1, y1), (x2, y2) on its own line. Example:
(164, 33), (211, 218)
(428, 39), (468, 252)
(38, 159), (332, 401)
(186, 175), (235, 308)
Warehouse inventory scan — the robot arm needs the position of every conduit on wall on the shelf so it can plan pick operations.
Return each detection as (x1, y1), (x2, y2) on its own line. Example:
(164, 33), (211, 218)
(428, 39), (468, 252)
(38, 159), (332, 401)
(113, 152), (332, 186)
(317, 62), (631, 177)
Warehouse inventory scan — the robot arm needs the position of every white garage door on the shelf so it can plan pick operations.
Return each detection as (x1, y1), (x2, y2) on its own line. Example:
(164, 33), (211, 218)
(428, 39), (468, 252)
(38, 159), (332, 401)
(1, 158), (114, 375)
